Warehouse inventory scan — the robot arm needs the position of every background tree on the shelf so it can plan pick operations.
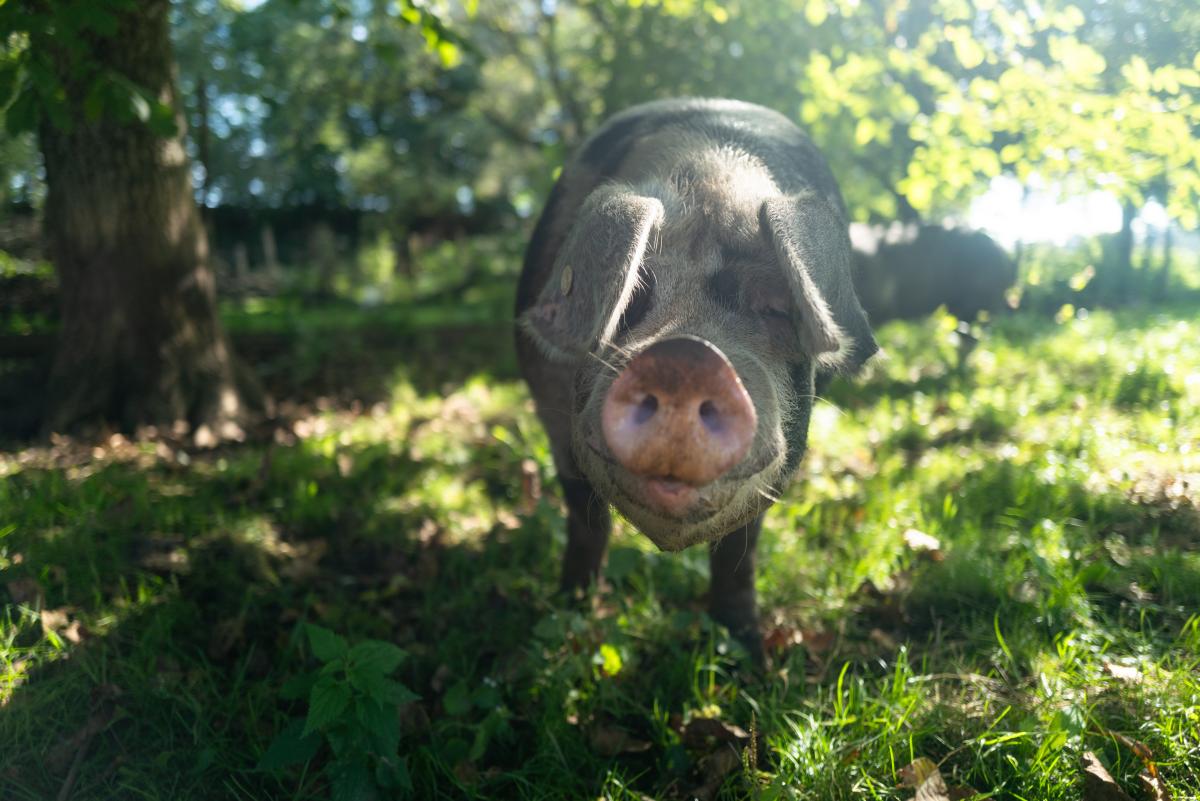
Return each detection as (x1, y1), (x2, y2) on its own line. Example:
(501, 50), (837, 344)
(2, 0), (254, 435)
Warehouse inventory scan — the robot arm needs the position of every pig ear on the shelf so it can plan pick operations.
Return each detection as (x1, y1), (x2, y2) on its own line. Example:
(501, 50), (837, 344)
(759, 193), (878, 372)
(521, 186), (664, 362)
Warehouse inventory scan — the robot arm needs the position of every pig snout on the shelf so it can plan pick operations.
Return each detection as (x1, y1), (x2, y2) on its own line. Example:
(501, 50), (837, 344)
(600, 336), (756, 513)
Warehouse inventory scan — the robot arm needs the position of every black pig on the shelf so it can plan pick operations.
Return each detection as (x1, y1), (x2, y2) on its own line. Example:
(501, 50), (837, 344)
(850, 222), (1016, 326)
(515, 99), (877, 654)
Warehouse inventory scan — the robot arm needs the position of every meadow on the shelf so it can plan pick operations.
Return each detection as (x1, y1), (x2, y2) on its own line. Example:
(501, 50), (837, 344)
(1, 302), (1198, 800)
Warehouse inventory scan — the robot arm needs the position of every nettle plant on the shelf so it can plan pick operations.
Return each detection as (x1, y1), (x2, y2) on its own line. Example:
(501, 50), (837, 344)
(259, 625), (418, 799)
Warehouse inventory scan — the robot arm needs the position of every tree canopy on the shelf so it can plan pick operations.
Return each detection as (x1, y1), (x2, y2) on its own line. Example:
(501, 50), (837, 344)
(2, 0), (1197, 231)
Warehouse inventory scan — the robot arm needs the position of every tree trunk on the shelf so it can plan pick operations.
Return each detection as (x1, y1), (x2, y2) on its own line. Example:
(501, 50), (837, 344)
(38, 0), (255, 436)
(1111, 200), (1136, 302)
(1157, 221), (1173, 300)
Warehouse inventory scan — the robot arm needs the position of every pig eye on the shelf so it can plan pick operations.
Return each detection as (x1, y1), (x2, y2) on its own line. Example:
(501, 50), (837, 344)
(617, 268), (655, 334)
(706, 269), (740, 312)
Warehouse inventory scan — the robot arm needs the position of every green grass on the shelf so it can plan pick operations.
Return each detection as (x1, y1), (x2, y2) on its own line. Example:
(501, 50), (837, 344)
(1, 306), (1198, 799)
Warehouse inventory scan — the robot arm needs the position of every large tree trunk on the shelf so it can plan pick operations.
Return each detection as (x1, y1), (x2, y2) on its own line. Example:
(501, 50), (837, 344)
(38, 0), (254, 436)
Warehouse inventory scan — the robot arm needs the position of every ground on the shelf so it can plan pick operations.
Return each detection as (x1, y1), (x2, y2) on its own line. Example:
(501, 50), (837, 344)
(1, 303), (1198, 800)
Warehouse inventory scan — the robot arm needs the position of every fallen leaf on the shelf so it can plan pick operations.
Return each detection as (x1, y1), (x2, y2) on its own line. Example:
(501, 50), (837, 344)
(588, 722), (652, 757)
(679, 717), (749, 750)
(899, 757), (941, 788)
(1102, 662), (1143, 683)
(61, 620), (86, 644)
(4, 577), (42, 606)
(207, 617), (245, 660)
(869, 627), (899, 650)
(898, 757), (951, 801)
(1139, 770), (1173, 801)
(1110, 732), (1154, 764)
(519, 458), (541, 514)
(277, 538), (328, 582)
(691, 746), (741, 801)
(896, 758), (978, 801)
(903, 528), (943, 558)
(1081, 751), (1135, 801)
(40, 607), (71, 633)
(762, 624), (803, 655)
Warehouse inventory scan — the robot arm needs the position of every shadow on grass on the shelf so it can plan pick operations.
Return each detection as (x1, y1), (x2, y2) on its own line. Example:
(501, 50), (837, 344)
(0, 425), (573, 799)
(0, 314), (518, 445)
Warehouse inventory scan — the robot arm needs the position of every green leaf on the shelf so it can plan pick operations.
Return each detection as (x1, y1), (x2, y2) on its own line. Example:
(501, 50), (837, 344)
(280, 671), (317, 701)
(256, 718), (322, 772)
(128, 89), (150, 122)
(347, 640), (406, 677)
(330, 758), (377, 801)
(5, 86), (39, 135)
(442, 680), (472, 716)
(307, 624), (349, 663)
(146, 100), (177, 138)
(356, 697), (401, 755)
(304, 677), (351, 735)
(350, 667), (419, 706)
(596, 643), (623, 676)
(376, 756), (412, 792)
(0, 59), (20, 112)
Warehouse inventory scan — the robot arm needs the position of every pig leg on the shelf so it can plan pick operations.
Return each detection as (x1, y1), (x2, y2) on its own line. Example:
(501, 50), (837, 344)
(559, 477), (613, 593)
(708, 513), (765, 660)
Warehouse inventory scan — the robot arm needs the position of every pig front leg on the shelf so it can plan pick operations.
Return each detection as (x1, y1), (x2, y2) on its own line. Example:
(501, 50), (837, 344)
(559, 476), (613, 593)
(708, 513), (765, 662)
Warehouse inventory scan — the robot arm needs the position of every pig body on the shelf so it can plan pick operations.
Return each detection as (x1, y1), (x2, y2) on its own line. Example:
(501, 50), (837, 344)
(516, 99), (877, 651)
(850, 222), (1016, 325)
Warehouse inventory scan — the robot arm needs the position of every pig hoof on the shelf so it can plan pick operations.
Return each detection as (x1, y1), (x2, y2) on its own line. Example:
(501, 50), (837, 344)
(709, 608), (765, 666)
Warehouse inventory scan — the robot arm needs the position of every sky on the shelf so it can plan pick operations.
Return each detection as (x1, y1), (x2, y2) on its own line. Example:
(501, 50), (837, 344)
(967, 175), (1171, 250)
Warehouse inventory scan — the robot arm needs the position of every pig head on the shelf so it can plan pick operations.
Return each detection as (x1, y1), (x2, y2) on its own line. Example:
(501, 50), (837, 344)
(515, 99), (876, 651)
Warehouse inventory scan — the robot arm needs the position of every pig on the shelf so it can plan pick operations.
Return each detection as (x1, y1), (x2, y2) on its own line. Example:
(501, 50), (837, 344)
(849, 222), (1016, 326)
(515, 99), (877, 656)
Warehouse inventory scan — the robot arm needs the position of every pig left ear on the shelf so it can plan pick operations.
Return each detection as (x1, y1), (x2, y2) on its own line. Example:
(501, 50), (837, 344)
(759, 193), (878, 373)
(520, 185), (664, 362)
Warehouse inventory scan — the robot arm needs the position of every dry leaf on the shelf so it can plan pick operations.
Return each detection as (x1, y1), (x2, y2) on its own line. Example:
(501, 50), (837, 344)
(897, 758), (978, 801)
(691, 746), (741, 801)
(1139, 770), (1173, 801)
(1102, 662), (1143, 683)
(40, 607), (71, 633)
(762, 623), (804, 655)
(898, 757), (951, 801)
(519, 458), (541, 514)
(679, 717), (749, 749)
(588, 723), (652, 757)
(207, 617), (245, 660)
(869, 627), (899, 650)
(1110, 732), (1154, 764)
(903, 528), (942, 556)
(4, 577), (42, 606)
(899, 757), (941, 788)
(1081, 751), (1135, 801)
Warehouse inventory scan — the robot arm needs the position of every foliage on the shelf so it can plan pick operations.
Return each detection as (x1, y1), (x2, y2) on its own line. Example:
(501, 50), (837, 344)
(158, 0), (1200, 229)
(256, 625), (418, 799)
(2, 303), (1198, 799)
(0, 0), (178, 137)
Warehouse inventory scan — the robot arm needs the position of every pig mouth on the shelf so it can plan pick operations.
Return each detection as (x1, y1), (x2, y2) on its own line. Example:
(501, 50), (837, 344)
(585, 436), (714, 515)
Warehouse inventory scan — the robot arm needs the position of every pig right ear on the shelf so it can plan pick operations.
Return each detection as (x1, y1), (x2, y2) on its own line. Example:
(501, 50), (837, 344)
(520, 186), (664, 362)
(759, 193), (878, 373)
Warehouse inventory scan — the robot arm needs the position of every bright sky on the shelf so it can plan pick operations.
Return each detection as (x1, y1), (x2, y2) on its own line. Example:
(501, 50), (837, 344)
(967, 175), (1170, 250)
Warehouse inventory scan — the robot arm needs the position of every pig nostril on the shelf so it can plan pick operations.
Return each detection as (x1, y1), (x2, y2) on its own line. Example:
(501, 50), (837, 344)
(633, 394), (658, 425)
(698, 400), (722, 433)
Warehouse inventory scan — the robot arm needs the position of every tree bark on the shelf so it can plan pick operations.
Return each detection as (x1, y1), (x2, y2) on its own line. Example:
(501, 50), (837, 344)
(38, 0), (255, 436)
(1111, 200), (1136, 302)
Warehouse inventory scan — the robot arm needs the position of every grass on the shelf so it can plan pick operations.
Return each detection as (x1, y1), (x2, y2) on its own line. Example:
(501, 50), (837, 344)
(1, 304), (1198, 800)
